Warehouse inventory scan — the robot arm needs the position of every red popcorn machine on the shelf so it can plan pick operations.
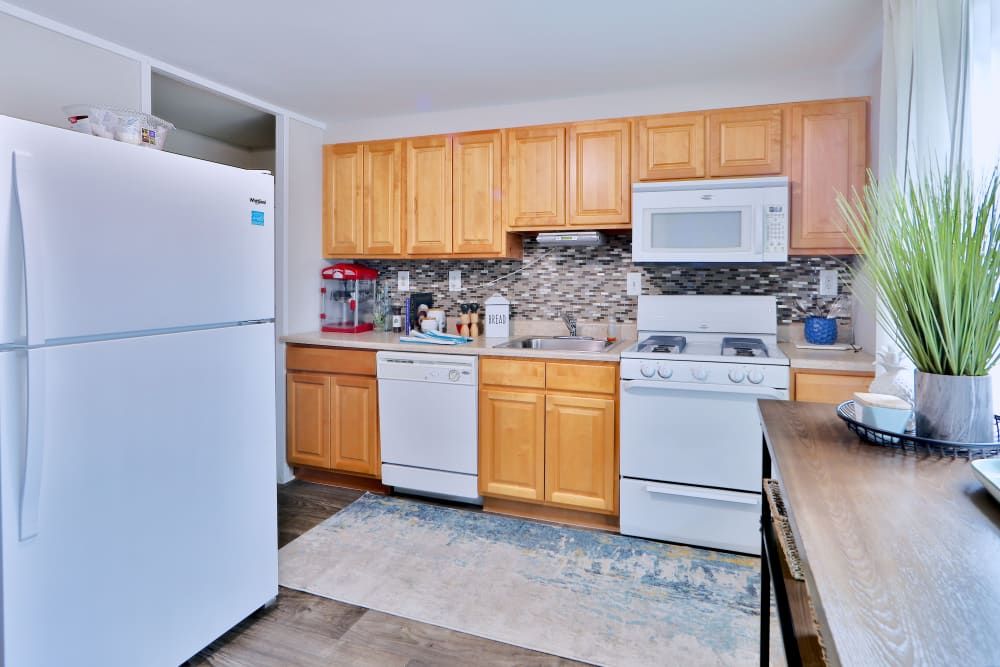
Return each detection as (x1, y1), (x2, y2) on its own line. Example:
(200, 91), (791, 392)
(320, 263), (378, 333)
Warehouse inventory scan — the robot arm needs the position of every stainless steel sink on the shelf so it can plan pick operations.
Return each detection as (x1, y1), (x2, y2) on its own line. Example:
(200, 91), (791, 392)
(493, 336), (615, 353)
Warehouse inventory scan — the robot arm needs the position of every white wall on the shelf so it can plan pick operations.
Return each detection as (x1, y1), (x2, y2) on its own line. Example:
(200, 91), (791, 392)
(285, 119), (325, 333)
(165, 127), (275, 170)
(0, 12), (141, 126)
(327, 68), (879, 142)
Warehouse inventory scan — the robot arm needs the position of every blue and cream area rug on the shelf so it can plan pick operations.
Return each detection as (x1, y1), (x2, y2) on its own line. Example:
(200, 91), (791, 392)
(279, 493), (762, 667)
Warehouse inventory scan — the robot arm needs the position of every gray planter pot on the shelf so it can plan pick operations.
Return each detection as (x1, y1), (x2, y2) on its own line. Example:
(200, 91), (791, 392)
(914, 371), (995, 442)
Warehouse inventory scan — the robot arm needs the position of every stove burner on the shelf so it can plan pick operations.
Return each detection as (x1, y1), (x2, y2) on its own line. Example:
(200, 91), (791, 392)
(637, 335), (687, 354)
(721, 336), (769, 358)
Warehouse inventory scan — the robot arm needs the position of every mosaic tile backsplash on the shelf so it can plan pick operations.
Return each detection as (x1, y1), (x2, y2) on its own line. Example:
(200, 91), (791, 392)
(359, 235), (855, 326)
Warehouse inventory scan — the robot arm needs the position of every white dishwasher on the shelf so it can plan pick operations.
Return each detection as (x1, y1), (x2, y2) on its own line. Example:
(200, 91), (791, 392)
(376, 351), (480, 503)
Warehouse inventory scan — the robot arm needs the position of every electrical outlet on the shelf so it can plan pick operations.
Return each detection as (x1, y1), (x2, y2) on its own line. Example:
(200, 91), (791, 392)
(626, 272), (642, 296)
(818, 269), (838, 296)
(397, 271), (410, 292)
(449, 270), (462, 292)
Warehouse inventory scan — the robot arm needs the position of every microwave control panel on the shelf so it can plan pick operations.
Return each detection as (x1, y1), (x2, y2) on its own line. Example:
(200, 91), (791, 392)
(764, 205), (787, 257)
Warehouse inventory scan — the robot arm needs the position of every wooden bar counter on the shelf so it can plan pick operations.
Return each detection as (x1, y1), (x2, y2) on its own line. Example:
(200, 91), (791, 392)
(759, 400), (1000, 667)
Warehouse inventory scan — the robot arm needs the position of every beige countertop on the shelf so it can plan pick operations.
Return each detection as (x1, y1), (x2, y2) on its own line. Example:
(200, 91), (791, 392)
(284, 323), (876, 370)
(282, 330), (633, 362)
(778, 342), (875, 373)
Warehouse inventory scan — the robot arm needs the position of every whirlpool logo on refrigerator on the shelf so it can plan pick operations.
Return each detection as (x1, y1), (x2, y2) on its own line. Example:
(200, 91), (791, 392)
(250, 197), (267, 226)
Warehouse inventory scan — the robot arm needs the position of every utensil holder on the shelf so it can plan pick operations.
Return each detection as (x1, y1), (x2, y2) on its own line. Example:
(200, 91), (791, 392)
(804, 317), (837, 345)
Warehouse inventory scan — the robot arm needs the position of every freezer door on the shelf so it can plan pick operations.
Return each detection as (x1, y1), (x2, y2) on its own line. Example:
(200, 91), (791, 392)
(0, 115), (274, 344)
(0, 324), (277, 667)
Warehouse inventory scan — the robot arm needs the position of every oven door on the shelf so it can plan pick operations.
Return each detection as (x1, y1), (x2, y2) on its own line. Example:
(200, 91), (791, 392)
(620, 379), (788, 490)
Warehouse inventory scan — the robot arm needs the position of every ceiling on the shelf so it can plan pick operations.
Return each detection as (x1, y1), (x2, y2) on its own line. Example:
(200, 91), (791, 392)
(17, 1), (882, 126)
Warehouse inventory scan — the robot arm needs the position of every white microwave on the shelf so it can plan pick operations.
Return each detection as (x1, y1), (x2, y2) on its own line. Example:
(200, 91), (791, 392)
(631, 176), (788, 263)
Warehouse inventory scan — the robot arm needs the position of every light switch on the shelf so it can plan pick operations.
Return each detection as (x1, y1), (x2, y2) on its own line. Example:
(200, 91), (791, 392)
(397, 271), (410, 292)
(449, 270), (462, 292)
(818, 269), (838, 296)
(627, 272), (642, 296)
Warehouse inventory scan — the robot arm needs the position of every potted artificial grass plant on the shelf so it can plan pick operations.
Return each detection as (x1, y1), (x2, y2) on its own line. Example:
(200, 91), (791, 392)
(838, 166), (1000, 443)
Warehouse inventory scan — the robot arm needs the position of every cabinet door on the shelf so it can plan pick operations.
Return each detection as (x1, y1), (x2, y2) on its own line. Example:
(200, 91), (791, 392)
(453, 130), (503, 254)
(708, 107), (783, 177)
(406, 135), (452, 254)
(567, 120), (630, 226)
(506, 126), (565, 228)
(479, 389), (545, 501)
(364, 140), (403, 256)
(286, 372), (331, 468)
(793, 370), (874, 405)
(635, 112), (706, 181)
(322, 144), (364, 256)
(789, 100), (868, 254)
(544, 395), (616, 512)
(330, 375), (380, 476)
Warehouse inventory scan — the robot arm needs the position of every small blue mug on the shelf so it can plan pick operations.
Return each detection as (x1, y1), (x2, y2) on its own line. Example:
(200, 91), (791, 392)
(804, 317), (838, 345)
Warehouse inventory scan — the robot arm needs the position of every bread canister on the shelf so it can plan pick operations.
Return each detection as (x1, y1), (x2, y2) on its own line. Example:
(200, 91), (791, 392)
(484, 294), (510, 338)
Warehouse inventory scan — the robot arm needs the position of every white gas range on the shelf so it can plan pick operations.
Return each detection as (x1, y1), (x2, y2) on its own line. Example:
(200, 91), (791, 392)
(619, 295), (790, 555)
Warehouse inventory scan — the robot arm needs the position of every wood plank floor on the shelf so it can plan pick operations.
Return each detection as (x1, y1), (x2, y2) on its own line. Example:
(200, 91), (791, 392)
(184, 481), (589, 667)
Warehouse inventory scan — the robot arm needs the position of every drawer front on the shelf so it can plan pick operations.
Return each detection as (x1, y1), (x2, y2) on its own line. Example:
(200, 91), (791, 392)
(546, 362), (616, 395)
(480, 357), (546, 389)
(286, 345), (376, 376)
(794, 371), (873, 404)
(619, 478), (761, 555)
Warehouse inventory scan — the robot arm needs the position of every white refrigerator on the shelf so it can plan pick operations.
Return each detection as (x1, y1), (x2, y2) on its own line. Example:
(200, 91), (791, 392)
(0, 115), (278, 666)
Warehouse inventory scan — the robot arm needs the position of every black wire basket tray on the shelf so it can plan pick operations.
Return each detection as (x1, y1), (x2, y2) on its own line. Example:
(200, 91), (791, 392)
(836, 400), (1000, 460)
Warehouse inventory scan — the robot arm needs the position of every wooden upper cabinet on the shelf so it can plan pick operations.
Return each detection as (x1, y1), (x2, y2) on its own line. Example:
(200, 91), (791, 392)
(544, 394), (616, 512)
(363, 140), (403, 256)
(506, 126), (566, 228)
(567, 120), (630, 227)
(789, 99), (868, 254)
(708, 107), (783, 177)
(453, 130), (503, 254)
(406, 135), (453, 254)
(322, 144), (364, 256)
(635, 112), (706, 181)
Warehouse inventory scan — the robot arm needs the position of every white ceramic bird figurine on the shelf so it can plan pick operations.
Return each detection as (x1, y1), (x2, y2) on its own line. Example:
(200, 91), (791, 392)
(868, 347), (914, 405)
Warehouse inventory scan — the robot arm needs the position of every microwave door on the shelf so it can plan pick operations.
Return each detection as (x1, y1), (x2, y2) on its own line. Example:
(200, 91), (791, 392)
(639, 205), (757, 262)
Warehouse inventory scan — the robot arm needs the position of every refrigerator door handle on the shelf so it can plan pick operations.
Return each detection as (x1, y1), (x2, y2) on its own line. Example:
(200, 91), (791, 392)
(20, 348), (46, 540)
(13, 150), (47, 347)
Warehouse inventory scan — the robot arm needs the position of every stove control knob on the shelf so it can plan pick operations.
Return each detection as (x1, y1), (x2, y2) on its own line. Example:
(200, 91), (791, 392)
(691, 367), (708, 381)
(640, 364), (656, 378)
(657, 366), (673, 379)
(748, 369), (765, 384)
(728, 369), (746, 383)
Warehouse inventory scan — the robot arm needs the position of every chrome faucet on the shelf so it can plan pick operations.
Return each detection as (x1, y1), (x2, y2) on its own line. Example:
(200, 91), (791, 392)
(560, 312), (578, 337)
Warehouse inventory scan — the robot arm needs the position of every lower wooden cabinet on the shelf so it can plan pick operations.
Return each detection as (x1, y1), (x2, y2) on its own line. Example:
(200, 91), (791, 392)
(544, 394), (616, 512)
(479, 357), (618, 515)
(791, 368), (874, 405)
(479, 389), (545, 501)
(287, 372), (332, 468)
(286, 346), (380, 477)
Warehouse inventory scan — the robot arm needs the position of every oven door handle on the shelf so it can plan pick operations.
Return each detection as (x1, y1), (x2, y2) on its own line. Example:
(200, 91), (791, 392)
(644, 482), (760, 505)
(621, 379), (787, 400)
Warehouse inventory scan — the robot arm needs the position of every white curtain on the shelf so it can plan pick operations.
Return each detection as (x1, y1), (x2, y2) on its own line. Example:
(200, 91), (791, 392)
(879, 0), (972, 181)
(968, 0), (1000, 409)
